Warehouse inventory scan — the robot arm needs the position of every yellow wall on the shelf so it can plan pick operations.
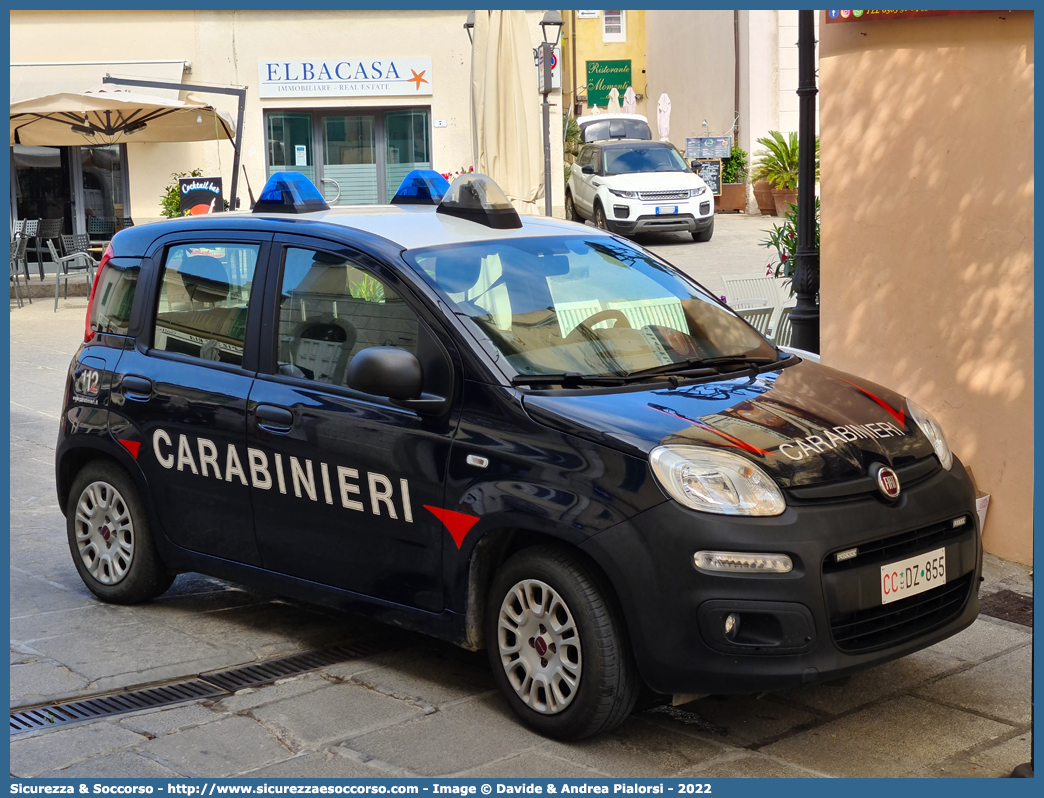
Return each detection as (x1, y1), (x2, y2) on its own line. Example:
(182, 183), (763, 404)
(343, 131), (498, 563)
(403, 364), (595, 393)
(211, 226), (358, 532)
(819, 12), (1033, 563)
(562, 11), (647, 118)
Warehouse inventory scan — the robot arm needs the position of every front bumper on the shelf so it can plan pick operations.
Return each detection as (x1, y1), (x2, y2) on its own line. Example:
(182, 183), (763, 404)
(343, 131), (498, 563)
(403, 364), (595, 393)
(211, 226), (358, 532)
(579, 457), (981, 694)
(604, 195), (714, 234)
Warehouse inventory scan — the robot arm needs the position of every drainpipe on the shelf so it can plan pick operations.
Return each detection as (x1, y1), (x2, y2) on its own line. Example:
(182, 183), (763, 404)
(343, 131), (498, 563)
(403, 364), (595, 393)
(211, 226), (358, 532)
(571, 10), (578, 115)
(733, 10), (740, 146)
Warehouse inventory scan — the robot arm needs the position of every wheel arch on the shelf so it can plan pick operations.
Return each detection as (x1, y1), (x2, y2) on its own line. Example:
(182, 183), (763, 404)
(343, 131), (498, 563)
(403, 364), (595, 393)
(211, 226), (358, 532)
(57, 440), (142, 515)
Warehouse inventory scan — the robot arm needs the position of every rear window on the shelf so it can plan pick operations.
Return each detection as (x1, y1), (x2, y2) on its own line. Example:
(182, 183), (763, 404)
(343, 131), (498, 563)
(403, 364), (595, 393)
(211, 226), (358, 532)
(89, 261), (139, 336)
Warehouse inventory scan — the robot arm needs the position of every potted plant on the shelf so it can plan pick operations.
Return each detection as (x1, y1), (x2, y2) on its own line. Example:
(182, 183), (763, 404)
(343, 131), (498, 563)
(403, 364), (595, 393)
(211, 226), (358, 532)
(761, 195), (821, 294)
(751, 131), (819, 217)
(716, 146), (748, 212)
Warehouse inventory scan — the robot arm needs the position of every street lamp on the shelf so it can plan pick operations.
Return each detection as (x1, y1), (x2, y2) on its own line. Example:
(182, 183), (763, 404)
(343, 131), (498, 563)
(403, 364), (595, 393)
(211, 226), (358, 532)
(464, 12), (475, 44)
(538, 10), (564, 217)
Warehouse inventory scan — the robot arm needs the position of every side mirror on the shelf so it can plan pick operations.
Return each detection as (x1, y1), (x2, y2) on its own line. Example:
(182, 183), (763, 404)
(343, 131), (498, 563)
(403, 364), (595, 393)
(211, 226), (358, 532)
(347, 347), (422, 400)
(581, 164), (595, 175)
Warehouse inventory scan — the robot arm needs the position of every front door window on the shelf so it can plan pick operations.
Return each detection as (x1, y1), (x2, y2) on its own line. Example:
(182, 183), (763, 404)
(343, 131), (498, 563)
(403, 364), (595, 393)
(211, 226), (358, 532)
(321, 115), (377, 205)
(384, 109), (431, 201)
(267, 112), (315, 185)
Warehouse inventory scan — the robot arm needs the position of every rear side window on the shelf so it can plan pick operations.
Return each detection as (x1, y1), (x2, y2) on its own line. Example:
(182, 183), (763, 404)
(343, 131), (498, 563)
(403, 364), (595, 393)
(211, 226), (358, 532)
(152, 243), (260, 366)
(89, 261), (139, 336)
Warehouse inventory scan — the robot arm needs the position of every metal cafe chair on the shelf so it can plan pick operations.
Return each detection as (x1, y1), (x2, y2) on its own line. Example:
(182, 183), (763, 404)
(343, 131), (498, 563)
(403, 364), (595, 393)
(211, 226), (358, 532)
(10, 234), (31, 308)
(28, 218), (64, 281)
(115, 217), (135, 231)
(735, 305), (774, 336)
(20, 219), (40, 280)
(87, 216), (116, 247)
(61, 234), (100, 274)
(47, 239), (94, 312)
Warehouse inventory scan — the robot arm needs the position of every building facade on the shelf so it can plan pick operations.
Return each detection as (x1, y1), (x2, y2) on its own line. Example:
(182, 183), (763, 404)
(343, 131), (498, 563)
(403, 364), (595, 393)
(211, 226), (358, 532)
(10, 10), (564, 229)
(819, 10), (1033, 564)
(561, 10), (648, 118)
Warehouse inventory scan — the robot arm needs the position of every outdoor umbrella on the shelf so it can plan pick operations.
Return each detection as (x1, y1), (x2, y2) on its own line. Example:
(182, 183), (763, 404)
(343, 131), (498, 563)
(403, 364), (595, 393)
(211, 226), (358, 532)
(606, 87), (621, 113)
(657, 93), (672, 142)
(470, 10), (543, 214)
(623, 86), (637, 115)
(10, 86), (235, 146)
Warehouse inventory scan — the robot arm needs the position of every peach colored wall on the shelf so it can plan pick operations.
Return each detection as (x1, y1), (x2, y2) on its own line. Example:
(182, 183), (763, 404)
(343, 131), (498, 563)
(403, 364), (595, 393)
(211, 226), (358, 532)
(819, 12), (1033, 563)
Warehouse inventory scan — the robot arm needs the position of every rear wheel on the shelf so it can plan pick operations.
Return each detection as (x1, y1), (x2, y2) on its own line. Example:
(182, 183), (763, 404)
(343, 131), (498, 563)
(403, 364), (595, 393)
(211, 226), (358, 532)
(66, 460), (174, 604)
(486, 546), (639, 740)
(691, 217), (714, 242)
(565, 191), (582, 223)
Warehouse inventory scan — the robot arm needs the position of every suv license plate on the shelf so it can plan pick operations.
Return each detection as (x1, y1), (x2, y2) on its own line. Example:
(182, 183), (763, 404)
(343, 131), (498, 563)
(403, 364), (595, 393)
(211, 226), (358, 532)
(881, 547), (946, 605)
(655, 206), (678, 215)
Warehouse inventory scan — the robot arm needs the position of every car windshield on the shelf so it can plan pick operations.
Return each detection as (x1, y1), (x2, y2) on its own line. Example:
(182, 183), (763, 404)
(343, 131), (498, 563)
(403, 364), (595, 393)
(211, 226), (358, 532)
(603, 146), (689, 175)
(403, 236), (776, 381)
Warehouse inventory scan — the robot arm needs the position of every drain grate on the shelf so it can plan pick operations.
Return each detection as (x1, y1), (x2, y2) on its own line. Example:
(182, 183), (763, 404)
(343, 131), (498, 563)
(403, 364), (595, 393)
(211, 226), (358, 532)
(980, 589), (1033, 627)
(11, 638), (391, 736)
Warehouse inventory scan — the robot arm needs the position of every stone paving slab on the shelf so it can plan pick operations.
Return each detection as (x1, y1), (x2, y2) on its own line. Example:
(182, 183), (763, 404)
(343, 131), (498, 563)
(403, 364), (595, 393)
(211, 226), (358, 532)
(759, 695), (1014, 778)
(682, 751), (825, 779)
(641, 696), (819, 748)
(458, 751), (609, 778)
(40, 750), (183, 779)
(137, 714), (292, 778)
(10, 721), (149, 777)
(241, 750), (391, 779)
(914, 645), (1032, 725)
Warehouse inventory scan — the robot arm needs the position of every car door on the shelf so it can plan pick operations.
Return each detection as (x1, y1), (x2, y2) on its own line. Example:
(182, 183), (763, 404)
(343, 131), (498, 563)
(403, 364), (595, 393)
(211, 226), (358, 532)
(111, 233), (270, 565)
(245, 235), (461, 612)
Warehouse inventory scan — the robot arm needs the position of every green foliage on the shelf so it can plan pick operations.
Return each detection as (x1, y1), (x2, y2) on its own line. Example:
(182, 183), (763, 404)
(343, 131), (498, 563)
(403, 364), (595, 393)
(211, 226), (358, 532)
(750, 131), (819, 190)
(349, 273), (385, 303)
(721, 145), (749, 184)
(159, 169), (230, 217)
(761, 196), (820, 289)
(564, 115), (582, 161)
(160, 169), (203, 219)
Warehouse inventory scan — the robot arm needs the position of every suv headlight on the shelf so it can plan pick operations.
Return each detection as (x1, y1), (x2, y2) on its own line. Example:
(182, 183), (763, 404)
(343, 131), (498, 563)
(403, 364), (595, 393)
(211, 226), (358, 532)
(907, 399), (953, 470)
(689, 186), (708, 197)
(649, 445), (785, 516)
(608, 188), (638, 198)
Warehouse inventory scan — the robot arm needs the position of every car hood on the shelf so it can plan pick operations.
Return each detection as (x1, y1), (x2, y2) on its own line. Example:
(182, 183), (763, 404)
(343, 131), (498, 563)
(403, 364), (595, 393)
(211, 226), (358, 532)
(600, 171), (706, 192)
(522, 359), (938, 489)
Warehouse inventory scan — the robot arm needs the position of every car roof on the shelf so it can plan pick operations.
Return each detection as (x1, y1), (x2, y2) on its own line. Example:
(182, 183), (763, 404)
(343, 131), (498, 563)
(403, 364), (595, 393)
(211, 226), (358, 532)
(577, 113), (648, 127)
(115, 205), (611, 254)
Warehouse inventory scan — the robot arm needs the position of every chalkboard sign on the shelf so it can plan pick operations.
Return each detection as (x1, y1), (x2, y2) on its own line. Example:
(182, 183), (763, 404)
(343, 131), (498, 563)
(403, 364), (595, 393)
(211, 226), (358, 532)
(693, 159), (722, 197)
(685, 136), (732, 160)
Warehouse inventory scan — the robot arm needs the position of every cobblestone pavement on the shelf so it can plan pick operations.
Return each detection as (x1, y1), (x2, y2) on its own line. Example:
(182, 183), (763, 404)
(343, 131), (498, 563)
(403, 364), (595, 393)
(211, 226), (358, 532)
(9, 226), (1032, 778)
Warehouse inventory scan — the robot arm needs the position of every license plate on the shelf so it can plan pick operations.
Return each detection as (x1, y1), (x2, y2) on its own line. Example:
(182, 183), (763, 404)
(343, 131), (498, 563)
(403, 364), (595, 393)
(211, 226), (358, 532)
(881, 547), (946, 604)
(655, 206), (678, 215)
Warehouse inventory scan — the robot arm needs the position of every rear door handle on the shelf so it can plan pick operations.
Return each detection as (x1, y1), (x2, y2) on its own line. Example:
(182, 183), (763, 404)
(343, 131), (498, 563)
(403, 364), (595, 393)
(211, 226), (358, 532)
(255, 404), (294, 433)
(122, 375), (153, 401)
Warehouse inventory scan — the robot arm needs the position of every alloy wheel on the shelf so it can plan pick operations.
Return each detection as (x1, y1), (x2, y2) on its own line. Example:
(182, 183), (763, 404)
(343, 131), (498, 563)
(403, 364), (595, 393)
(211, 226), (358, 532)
(74, 481), (135, 585)
(497, 579), (583, 714)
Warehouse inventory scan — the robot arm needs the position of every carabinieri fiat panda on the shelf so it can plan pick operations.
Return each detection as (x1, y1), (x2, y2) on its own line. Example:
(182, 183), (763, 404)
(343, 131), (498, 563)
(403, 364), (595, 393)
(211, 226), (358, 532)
(57, 171), (980, 740)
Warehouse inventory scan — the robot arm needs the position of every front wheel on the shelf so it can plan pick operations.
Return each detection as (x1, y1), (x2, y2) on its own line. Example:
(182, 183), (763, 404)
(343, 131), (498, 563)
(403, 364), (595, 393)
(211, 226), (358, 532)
(691, 216), (714, 242)
(66, 460), (175, 604)
(486, 546), (639, 740)
(594, 203), (610, 232)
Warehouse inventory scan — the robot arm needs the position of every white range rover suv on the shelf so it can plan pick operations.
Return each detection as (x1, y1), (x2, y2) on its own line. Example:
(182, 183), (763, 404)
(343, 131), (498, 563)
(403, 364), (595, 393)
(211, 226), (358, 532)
(566, 140), (715, 241)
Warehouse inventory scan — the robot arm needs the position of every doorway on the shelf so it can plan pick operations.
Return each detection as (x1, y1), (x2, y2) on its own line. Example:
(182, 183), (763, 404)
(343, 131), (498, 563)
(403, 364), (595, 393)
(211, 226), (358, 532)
(265, 108), (431, 205)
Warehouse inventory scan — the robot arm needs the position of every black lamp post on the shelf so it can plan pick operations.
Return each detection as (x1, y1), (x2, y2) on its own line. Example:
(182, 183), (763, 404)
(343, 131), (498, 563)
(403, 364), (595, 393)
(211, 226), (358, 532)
(464, 12), (475, 44)
(789, 10), (820, 353)
(538, 11), (564, 217)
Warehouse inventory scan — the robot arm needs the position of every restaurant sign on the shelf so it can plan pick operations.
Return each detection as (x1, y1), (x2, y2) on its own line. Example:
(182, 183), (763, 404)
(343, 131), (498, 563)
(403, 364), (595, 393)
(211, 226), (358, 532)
(586, 60), (631, 108)
(826, 10), (995, 23)
(258, 58), (432, 98)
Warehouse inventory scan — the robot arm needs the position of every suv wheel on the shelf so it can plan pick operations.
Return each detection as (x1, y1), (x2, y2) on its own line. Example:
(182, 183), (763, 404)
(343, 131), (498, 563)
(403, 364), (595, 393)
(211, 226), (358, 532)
(691, 217), (714, 242)
(594, 203), (610, 232)
(67, 460), (175, 604)
(565, 191), (582, 223)
(486, 546), (639, 740)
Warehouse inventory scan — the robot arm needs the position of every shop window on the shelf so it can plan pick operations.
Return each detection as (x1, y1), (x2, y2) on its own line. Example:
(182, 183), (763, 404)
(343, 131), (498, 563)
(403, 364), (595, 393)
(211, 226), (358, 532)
(603, 10), (626, 42)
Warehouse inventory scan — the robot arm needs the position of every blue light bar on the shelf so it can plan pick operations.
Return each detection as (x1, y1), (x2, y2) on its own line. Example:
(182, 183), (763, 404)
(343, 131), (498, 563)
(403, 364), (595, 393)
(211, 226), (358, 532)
(391, 170), (451, 205)
(253, 171), (330, 214)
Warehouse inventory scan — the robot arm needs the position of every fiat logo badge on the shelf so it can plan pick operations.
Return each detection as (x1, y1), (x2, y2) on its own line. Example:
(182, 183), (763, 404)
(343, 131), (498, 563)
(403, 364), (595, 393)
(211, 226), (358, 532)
(875, 466), (901, 499)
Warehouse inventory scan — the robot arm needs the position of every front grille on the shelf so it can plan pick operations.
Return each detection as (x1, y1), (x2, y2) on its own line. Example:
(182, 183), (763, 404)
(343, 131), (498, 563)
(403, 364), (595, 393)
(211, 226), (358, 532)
(823, 514), (973, 574)
(638, 190), (688, 201)
(830, 572), (972, 653)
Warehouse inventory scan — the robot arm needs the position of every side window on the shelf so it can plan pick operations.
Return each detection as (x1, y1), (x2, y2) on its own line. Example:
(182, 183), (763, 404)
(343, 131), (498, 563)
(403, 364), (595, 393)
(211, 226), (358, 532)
(90, 262), (139, 336)
(277, 247), (419, 388)
(153, 242), (260, 366)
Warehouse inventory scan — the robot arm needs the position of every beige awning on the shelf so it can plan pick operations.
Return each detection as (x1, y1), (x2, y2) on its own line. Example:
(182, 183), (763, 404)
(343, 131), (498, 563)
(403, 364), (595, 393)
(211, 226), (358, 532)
(470, 10), (543, 214)
(10, 87), (235, 146)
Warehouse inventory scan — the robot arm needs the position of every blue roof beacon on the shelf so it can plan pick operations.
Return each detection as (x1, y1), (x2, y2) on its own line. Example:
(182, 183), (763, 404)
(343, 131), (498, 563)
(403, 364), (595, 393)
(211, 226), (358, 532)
(252, 171), (331, 214)
(391, 169), (451, 205)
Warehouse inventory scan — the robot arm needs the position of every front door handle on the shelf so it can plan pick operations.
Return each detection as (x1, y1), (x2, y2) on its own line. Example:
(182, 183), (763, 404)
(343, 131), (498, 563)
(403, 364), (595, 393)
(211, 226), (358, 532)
(255, 404), (294, 433)
(122, 375), (153, 401)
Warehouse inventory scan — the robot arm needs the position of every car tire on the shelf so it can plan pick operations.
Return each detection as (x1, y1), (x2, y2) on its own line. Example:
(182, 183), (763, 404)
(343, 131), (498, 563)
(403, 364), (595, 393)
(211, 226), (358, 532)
(565, 191), (582, 223)
(486, 545), (639, 740)
(66, 460), (175, 605)
(594, 203), (610, 232)
(691, 217), (714, 242)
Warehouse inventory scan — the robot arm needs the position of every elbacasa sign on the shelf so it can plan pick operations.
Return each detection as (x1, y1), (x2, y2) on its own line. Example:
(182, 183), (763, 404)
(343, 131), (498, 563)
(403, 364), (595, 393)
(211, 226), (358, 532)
(258, 58), (432, 98)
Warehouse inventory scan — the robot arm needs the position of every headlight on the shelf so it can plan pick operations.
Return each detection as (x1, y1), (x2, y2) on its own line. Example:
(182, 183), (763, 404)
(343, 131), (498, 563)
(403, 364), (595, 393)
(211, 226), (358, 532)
(649, 445), (785, 516)
(608, 188), (637, 199)
(689, 186), (708, 197)
(908, 399), (953, 470)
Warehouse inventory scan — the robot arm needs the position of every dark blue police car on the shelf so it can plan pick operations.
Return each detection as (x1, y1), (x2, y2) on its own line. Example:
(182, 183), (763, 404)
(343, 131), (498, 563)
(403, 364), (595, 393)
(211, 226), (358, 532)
(57, 171), (980, 740)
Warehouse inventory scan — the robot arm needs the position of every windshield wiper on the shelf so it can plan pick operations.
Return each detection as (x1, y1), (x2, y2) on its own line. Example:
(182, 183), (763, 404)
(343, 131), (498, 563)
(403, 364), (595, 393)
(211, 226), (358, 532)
(622, 355), (780, 381)
(511, 373), (629, 387)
